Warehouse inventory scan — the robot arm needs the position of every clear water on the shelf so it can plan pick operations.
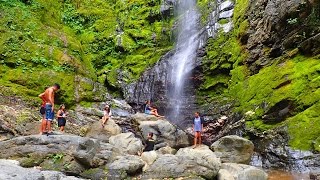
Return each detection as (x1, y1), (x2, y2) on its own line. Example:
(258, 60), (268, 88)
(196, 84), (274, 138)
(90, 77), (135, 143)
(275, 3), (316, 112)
(167, 0), (200, 124)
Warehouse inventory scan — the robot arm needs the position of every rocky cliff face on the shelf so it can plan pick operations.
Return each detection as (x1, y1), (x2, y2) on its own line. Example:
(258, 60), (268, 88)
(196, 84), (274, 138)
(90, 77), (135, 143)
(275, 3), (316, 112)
(123, 0), (320, 173)
(196, 0), (320, 173)
(121, 0), (236, 128)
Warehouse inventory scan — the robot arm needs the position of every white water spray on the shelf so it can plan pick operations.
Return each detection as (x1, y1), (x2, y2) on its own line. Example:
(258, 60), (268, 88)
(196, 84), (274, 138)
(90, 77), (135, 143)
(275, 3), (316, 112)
(168, 0), (200, 123)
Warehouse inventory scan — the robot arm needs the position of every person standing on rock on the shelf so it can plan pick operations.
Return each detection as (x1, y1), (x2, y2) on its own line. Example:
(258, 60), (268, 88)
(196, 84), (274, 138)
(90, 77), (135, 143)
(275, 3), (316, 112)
(144, 100), (164, 118)
(39, 83), (60, 135)
(192, 112), (204, 148)
(101, 105), (112, 128)
(38, 87), (48, 134)
(57, 104), (67, 132)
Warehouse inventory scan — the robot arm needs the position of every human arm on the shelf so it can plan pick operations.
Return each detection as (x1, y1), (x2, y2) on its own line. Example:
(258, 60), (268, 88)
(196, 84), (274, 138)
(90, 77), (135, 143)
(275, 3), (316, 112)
(38, 93), (46, 105)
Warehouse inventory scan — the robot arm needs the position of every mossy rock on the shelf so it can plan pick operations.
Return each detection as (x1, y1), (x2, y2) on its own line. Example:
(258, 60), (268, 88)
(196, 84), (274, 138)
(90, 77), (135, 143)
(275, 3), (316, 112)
(41, 154), (85, 175)
(19, 153), (46, 168)
(81, 168), (107, 180)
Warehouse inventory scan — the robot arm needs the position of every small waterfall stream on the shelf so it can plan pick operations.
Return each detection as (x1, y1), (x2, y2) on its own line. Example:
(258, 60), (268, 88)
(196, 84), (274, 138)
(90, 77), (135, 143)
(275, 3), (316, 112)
(167, 0), (200, 124)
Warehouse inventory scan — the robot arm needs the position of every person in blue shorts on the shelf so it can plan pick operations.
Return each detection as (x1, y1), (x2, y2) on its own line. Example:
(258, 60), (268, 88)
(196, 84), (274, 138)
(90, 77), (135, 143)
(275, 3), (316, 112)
(144, 100), (164, 118)
(192, 112), (204, 148)
(39, 83), (60, 134)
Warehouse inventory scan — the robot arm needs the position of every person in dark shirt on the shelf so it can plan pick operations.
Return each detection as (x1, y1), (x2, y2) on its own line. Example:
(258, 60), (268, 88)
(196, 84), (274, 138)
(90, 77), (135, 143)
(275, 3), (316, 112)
(57, 104), (67, 132)
(143, 132), (156, 152)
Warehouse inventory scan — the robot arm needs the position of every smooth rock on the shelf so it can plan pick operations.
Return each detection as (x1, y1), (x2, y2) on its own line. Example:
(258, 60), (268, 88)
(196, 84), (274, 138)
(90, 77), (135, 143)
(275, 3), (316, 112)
(0, 159), (83, 180)
(0, 135), (99, 159)
(157, 146), (177, 155)
(86, 119), (122, 142)
(131, 113), (159, 122)
(143, 153), (221, 179)
(218, 169), (235, 180)
(221, 163), (268, 180)
(108, 155), (145, 174)
(211, 135), (254, 164)
(135, 114), (190, 148)
(109, 132), (143, 155)
(141, 151), (158, 165)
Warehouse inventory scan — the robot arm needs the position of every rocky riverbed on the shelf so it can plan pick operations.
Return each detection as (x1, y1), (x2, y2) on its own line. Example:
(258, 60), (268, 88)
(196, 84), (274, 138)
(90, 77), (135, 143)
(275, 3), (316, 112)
(0, 112), (270, 180)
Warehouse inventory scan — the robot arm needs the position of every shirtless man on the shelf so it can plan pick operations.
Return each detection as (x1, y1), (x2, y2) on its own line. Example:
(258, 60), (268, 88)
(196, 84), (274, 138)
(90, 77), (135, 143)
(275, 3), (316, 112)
(38, 87), (48, 134)
(39, 83), (60, 134)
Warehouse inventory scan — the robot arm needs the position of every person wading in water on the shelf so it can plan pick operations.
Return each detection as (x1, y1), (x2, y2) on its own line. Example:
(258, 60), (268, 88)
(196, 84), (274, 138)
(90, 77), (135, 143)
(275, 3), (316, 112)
(39, 83), (60, 135)
(192, 112), (204, 148)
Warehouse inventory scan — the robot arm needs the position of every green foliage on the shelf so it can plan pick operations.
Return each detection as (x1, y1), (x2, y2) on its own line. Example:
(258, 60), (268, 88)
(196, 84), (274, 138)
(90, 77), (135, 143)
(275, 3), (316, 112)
(0, 0), (174, 106)
(197, 0), (320, 151)
(49, 153), (64, 163)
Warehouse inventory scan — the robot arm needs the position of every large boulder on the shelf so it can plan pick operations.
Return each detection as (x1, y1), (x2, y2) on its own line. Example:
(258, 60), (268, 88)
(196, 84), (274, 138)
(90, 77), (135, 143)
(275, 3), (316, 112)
(156, 146), (177, 155)
(143, 152), (221, 179)
(108, 155), (145, 174)
(0, 159), (83, 180)
(131, 113), (159, 122)
(141, 151), (158, 171)
(133, 113), (190, 148)
(0, 135), (99, 159)
(219, 163), (268, 180)
(72, 138), (101, 167)
(211, 135), (254, 164)
(141, 151), (158, 166)
(109, 132), (143, 155)
(86, 119), (122, 142)
(0, 135), (102, 177)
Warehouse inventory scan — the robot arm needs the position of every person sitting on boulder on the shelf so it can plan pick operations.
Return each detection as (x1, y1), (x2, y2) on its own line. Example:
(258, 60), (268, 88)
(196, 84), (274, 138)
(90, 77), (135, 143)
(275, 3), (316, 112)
(57, 104), (67, 132)
(192, 112), (204, 148)
(144, 100), (164, 118)
(144, 132), (156, 152)
(101, 105), (112, 128)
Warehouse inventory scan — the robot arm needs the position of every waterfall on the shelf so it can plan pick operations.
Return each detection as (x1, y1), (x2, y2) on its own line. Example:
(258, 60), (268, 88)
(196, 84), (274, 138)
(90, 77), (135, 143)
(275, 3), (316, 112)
(167, 0), (200, 124)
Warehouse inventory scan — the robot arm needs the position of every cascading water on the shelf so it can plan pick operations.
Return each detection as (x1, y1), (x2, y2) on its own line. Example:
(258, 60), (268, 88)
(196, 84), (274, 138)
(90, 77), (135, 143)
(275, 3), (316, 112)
(167, 0), (200, 125)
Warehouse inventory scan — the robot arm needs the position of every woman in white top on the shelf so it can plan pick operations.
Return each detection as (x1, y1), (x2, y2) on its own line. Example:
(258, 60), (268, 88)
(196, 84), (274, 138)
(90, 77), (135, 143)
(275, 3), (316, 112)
(101, 105), (112, 128)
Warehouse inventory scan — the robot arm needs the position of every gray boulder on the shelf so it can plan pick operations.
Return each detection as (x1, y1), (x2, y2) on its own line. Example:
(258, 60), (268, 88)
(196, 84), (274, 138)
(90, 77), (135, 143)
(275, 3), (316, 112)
(156, 146), (177, 155)
(0, 159), (83, 180)
(108, 155), (145, 174)
(73, 138), (100, 167)
(109, 132), (143, 155)
(0, 135), (99, 159)
(218, 169), (235, 180)
(86, 119), (122, 142)
(220, 163), (268, 180)
(211, 135), (254, 164)
(131, 113), (159, 122)
(42, 171), (83, 180)
(143, 153), (221, 179)
(133, 113), (190, 148)
(0, 159), (43, 180)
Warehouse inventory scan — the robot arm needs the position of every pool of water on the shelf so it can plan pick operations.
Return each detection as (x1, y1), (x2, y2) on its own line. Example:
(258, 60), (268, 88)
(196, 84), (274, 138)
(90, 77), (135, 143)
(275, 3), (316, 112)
(268, 170), (310, 180)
